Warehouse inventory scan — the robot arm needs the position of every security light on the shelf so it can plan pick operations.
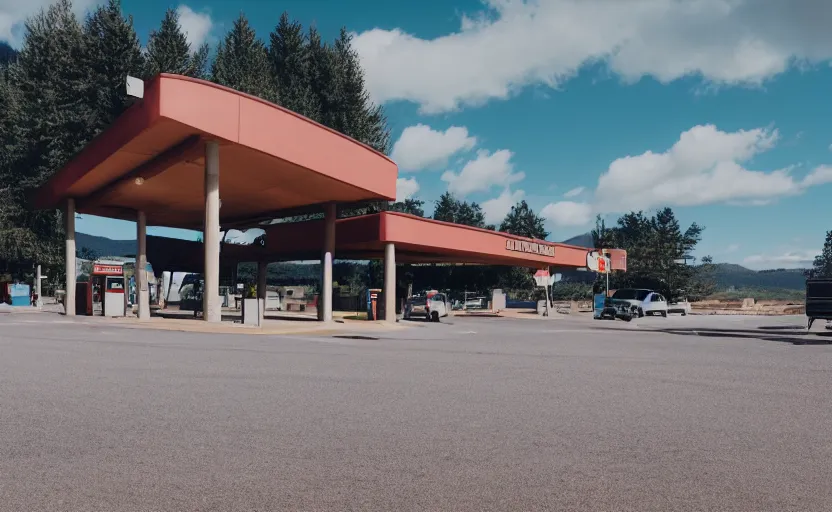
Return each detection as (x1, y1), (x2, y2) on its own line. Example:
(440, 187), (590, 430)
(126, 75), (144, 99)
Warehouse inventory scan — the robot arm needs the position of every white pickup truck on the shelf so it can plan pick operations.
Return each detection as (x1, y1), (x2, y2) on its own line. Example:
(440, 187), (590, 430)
(667, 298), (692, 316)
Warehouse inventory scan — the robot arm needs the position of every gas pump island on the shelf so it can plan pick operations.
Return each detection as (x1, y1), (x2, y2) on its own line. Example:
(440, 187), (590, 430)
(76, 262), (127, 317)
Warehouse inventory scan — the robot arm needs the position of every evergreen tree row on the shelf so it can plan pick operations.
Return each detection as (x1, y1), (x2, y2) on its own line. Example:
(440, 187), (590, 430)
(0, 0), (389, 275)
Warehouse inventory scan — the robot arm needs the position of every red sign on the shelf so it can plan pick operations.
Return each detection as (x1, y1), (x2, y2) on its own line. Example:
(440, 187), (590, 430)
(601, 248), (627, 272)
(93, 264), (123, 275)
(597, 258), (606, 273)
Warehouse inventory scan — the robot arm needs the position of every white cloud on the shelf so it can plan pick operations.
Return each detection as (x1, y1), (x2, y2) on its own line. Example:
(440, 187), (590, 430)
(540, 124), (832, 229)
(801, 165), (832, 187)
(395, 177), (420, 201)
(594, 125), (795, 212)
(482, 188), (524, 226)
(726, 244), (741, 253)
(222, 228), (264, 245)
(177, 5), (212, 50)
(441, 149), (524, 196)
(391, 124), (477, 171)
(743, 250), (818, 270)
(0, 0), (97, 46)
(352, 0), (832, 113)
(541, 201), (594, 228)
(563, 186), (585, 198)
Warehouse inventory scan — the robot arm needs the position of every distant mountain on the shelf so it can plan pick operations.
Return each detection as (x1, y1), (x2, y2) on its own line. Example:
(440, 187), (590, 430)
(561, 232), (593, 248)
(0, 42), (17, 66)
(76, 232), (136, 258)
(711, 263), (806, 291)
(554, 234), (808, 290)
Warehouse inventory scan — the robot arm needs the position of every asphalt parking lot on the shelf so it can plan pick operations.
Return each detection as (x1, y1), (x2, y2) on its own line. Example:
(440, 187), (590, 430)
(2, 313), (832, 511)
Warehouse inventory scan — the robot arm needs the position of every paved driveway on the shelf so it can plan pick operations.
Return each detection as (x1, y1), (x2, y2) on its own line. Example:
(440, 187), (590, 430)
(2, 314), (831, 511)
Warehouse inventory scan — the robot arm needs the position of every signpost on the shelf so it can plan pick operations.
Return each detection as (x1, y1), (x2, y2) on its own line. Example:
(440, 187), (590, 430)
(587, 250), (612, 301)
(534, 269), (552, 317)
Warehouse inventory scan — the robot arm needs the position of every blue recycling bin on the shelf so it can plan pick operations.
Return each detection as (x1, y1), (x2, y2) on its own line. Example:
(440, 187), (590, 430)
(8, 283), (30, 306)
(593, 293), (606, 319)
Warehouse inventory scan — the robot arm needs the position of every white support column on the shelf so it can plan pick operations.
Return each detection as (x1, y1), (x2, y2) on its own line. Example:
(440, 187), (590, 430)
(203, 141), (221, 323)
(319, 203), (336, 322)
(136, 211), (150, 320)
(65, 199), (76, 316)
(383, 243), (396, 322)
(35, 265), (42, 309)
(257, 260), (267, 325)
(257, 261), (267, 300)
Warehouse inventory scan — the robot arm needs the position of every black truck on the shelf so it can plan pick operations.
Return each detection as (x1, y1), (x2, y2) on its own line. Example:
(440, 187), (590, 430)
(805, 278), (832, 329)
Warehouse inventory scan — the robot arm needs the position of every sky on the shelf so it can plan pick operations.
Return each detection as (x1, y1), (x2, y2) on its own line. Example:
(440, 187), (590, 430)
(3, 0), (832, 270)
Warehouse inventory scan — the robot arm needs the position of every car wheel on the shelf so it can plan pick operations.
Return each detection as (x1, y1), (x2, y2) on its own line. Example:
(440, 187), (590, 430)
(660, 311), (667, 318)
(637, 308), (644, 318)
(681, 311), (687, 316)
(431, 312), (440, 322)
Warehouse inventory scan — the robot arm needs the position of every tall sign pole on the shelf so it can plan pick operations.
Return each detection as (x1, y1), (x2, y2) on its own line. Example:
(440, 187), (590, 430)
(606, 261), (610, 299)
(534, 269), (551, 317)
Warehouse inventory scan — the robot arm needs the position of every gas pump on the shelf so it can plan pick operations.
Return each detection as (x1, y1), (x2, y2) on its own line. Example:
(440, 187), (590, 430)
(81, 262), (126, 317)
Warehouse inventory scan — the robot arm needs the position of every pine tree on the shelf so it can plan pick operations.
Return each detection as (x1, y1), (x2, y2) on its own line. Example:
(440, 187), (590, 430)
(595, 208), (705, 297)
(1, 0), (87, 267)
(15, 0), (92, 160)
(433, 192), (460, 223)
(806, 231), (832, 278)
(145, 8), (208, 78)
(82, 0), (145, 133)
(432, 192), (487, 228)
(268, 12), (318, 117)
(0, 42), (17, 66)
(499, 200), (548, 239)
(211, 14), (277, 103)
(388, 198), (425, 217)
(332, 27), (390, 153)
(0, 70), (23, 170)
(305, 25), (336, 125)
(0, 68), (29, 263)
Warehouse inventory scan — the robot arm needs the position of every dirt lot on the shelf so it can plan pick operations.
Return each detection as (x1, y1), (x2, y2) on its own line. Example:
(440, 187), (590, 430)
(543, 299), (806, 316)
(692, 299), (804, 315)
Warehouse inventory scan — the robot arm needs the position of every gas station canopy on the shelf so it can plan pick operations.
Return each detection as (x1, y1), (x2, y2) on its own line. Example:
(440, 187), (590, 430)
(34, 73), (625, 323)
(34, 74), (397, 228)
(145, 212), (622, 272)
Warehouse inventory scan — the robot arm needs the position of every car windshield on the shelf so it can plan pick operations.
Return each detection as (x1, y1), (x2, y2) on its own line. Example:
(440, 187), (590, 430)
(409, 296), (427, 306)
(613, 289), (650, 301)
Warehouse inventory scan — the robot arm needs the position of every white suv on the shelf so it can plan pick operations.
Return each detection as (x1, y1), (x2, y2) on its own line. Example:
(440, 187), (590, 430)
(404, 293), (449, 322)
(611, 288), (668, 318)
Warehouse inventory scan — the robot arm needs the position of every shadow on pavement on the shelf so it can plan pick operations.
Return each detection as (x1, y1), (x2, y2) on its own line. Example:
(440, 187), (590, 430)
(656, 328), (832, 345)
(264, 314), (319, 322)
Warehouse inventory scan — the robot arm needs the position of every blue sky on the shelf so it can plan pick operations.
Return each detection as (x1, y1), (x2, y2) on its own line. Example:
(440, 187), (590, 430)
(4, 0), (832, 269)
